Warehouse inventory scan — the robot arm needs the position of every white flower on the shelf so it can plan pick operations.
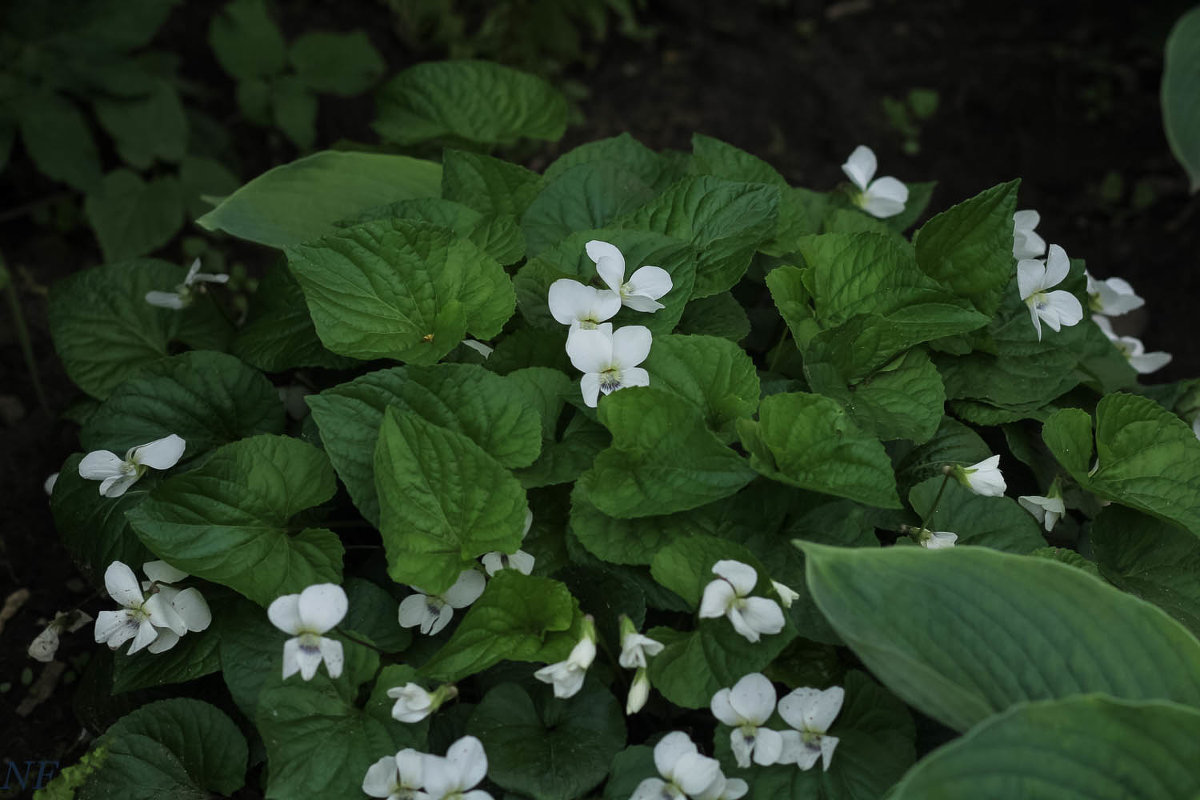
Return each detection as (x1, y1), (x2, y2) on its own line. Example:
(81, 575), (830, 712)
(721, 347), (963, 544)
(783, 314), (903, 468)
(711, 673), (785, 768)
(267, 583), (347, 681)
(841, 145), (908, 219)
(78, 434), (186, 498)
(954, 454), (1006, 497)
(461, 339), (494, 358)
(627, 668), (652, 715)
(1018, 489), (1066, 532)
(421, 736), (494, 800)
(618, 614), (664, 669)
(698, 560), (785, 643)
(482, 510), (535, 577)
(94, 561), (187, 655)
(565, 324), (652, 408)
(28, 610), (92, 663)
(145, 258), (229, 309)
(1012, 209), (1046, 260)
(44, 472), (58, 496)
(138, 560), (212, 653)
(1093, 315), (1172, 374)
(548, 278), (621, 329)
(1087, 273), (1144, 316)
(915, 529), (958, 549)
(586, 240), (673, 312)
(777, 685), (844, 771)
(770, 579), (800, 609)
(1018, 244), (1084, 341)
(534, 617), (596, 699)
(629, 731), (724, 800)
(386, 683), (456, 724)
(398, 569), (486, 636)
(362, 748), (424, 800)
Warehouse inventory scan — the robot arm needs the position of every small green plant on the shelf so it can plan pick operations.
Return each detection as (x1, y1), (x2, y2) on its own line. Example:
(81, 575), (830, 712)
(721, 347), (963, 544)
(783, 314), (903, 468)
(882, 87), (939, 155)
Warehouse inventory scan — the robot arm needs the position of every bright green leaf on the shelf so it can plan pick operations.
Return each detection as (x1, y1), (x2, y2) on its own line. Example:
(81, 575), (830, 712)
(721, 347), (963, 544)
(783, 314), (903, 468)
(521, 162), (657, 257)
(440, 148), (542, 218)
(641, 334), (760, 438)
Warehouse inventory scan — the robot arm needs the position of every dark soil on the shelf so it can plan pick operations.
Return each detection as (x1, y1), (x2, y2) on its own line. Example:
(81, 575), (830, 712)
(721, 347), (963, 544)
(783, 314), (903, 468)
(2, 0), (1197, 787)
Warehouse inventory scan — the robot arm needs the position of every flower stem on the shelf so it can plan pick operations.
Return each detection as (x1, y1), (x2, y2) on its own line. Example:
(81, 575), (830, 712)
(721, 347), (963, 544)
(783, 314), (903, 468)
(335, 627), (385, 653)
(767, 324), (793, 373)
(919, 472), (952, 533)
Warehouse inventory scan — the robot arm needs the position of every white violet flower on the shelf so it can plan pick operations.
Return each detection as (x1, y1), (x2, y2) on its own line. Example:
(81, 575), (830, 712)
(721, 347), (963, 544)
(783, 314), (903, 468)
(565, 323), (652, 408)
(421, 735), (494, 800)
(1086, 272), (1144, 316)
(481, 510), (535, 577)
(618, 614), (664, 669)
(771, 579), (800, 609)
(711, 672), (785, 768)
(914, 528), (958, 550)
(138, 560), (212, 653)
(953, 455), (1006, 497)
(362, 748), (425, 800)
(387, 682), (457, 723)
(627, 668), (652, 716)
(586, 240), (673, 312)
(398, 569), (486, 636)
(1093, 315), (1172, 374)
(841, 145), (908, 219)
(1018, 485), (1066, 532)
(1012, 209), (1046, 260)
(548, 278), (622, 330)
(777, 685), (845, 771)
(629, 731), (725, 800)
(78, 434), (186, 498)
(267, 583), (347, 681)
(29, 610), (92, 663)
(534, 616), (597, 699)
(94, 561), (187, 655)
(1018, 244), (1084, 341)
(699, 560), (785, 643)
(145, 258), (229, 309)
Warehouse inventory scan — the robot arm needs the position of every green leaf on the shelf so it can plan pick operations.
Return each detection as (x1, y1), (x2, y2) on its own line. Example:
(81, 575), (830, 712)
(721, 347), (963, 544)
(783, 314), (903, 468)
(1043, 393), (1200, 536)
(419, 571), (580, 682)
(676, 292), (751, 342)
(309, 364), (542, 525)
(233, 260), (357, 371)
(690, 133), (786, 186)
(603, 747), (657, 800)
(342, 578), (412, 653)
(374, 59), (568, 146)
(716, 670), (915, 800)
(440, 148), (542, 218)
(47, 259), (232, 399)
(467, 682), (625, 800)
(374, 407), (527, 593)
(737, 392), (901, 509)
(270, 75), (318, 150)
(93, 80), (187, 169)
(84, 170), (185, 262)
(568, 486), (697, 567)
(197, 150), (442, 248)
(936, 347), (1079, 421)
(209, 0), (286, 80)
(890, 696), (1200, 800)
(909, 476), (1046, 553)
(178, 155), (240, 219)
(127, 434), (343, 606)
(913, 180), (1020, 313)
(1092, 506), (1200, 637)
(521, 162), (657, 257)
(1163, 6), (1200, 192)
(17, 89), (101, 191)
(617, 176), (779, 298)
(290, 31), (384, 96)
(112, 599), (224, 692)
(802, 543), (1200, 731)
(347, 197), (524, 266)
(578, 387), (756, 518)
(287, 217), (514, 363)
(546, 133), (682, 190)
(80, 350), (284, 457)
(766, 265), (821, 349)
(641, 334), (759, 439)
(78, 699), (247, 800)
(809, 348), (946, 444)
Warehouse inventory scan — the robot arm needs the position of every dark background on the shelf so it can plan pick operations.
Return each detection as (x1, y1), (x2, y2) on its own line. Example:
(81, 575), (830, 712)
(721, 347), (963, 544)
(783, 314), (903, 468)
(2, 0), (1197, 776)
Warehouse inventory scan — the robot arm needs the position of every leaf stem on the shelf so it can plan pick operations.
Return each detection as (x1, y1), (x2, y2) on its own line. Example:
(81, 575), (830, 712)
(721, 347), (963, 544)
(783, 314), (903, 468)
(919, 472), (952, 533)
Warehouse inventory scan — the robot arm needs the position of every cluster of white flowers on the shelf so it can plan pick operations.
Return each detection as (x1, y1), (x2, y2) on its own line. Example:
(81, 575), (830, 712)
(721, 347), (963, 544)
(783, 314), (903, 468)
(94, 560), (211, 655)
(1084, 258), (1169, 373)
(630, 731), (747, 800)
(145, 258), (229, 310)
(841, 146), (909, 219)
(78, 434), (186, 498)
(698, 560), (785, 643)
(710, 673), (845, 772)
(535, 615), (597, 699)
(549, 240), (672, 408)
(618, 614), (664, 714)
(363, 736), (493, 800)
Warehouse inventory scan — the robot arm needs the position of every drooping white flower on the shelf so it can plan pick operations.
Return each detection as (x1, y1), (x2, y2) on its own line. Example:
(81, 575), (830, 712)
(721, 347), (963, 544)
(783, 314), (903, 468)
(841, 145), (908, 219)
(1012, 209), (1046, 260)
(534, 616), (596, 699)
(914, 528), (958, 550)
(1018, 244), (1084, 341)
(1086, 273), (1144, 316)
(139, 560), (212, 653)
(711, 673), (785, 768)
(362, 748), (425, 800)
(386, 682), (457, 723)
(267, 583), (347, 681)
(953, 455), (1006, 497)
(461, 339), (495, 359)
(770, 579), (800, 609)
(618, 614), (664, 669)
(44, 472), (58, 496)
(548, 278), (622, 330)
(626, 667), (652, 715)
(565, 324), (652, 408)
(698, 560), (785, 643)
(586, 240), (673, 313)
(629, 731), (724, 800)
(94, 561), (187, 655)
(421, 735), (495, 800)
(777, 685), (845, 771)
(28, 610), (92, 663)
(78, 434), (186, 498)
(1018, 485), (1066, 532)
(1093, 315), (1172, 374)
(145, 258), (229, 309)
(481, 509), (536, 577)
(397, 569), (486, 636)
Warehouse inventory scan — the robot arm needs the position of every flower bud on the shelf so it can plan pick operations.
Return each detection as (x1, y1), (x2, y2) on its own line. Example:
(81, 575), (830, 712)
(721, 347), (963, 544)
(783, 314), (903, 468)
(626, 668), (651, 715)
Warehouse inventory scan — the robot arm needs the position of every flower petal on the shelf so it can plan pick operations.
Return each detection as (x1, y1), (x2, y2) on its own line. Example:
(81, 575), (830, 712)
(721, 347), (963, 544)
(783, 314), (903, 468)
(427, 603), (455, 636)
(841, 145), (877, 191)
(131, 434), (186, 470)
(295, 641), (324, 681)
(126, 619), (160, 654)
(654, 730), (699, 777)
(730, 728), (754, 769)
(318, 636), (344, 678)
(281, 637), (302, 679)
(171, 587), (212, 632)
(863, 177), (909, 217)
(445, 735), (489, 791)
(99, 473), (139, 498)
(397, 593), (429, 630)
(566, 327), (612, 374)
(146, 627), (181, 654)
(595, 256), (626, 294)
(729, 672), (776, 724)
(144, 291), (186, 309)
(443, 569), (486, 608)
(1044, 244), (1070, 287)
(778, 685), (845, 732)
(739, 596), (785, 637)
(630, 778), (668, 800)
(79, 450), (124, 480)
(626, 265), (673, 301)
(508, 550), (536, 575)
(143, 560), (188, 584)
(104, 561), (144, 608)
(268, 593), (303, 635)
(611, 325), (653, 368)
(144, 593), (187, 636)
(699, 579), (735, 618)
(1043, 290), (1083, 329)
(362, 756), (399, 798)
(820, 734), (840, 770)
(548, 279), (598, 325)
(297, 583), (348, 633)
(1016, 259), (1047, 300)
(580, 373), (602, 408)
(1129, 350), (1172, 374)
(712, 559), (757, 595)
(673, 752), (722, 795)
(395, 748), (425, 787)
(710, 687), (741, 726)
(621, 366), (650, 390)
(754, 727), (784, 766)
(94, 609), (133, 646)
(585, 239), (624, 267)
